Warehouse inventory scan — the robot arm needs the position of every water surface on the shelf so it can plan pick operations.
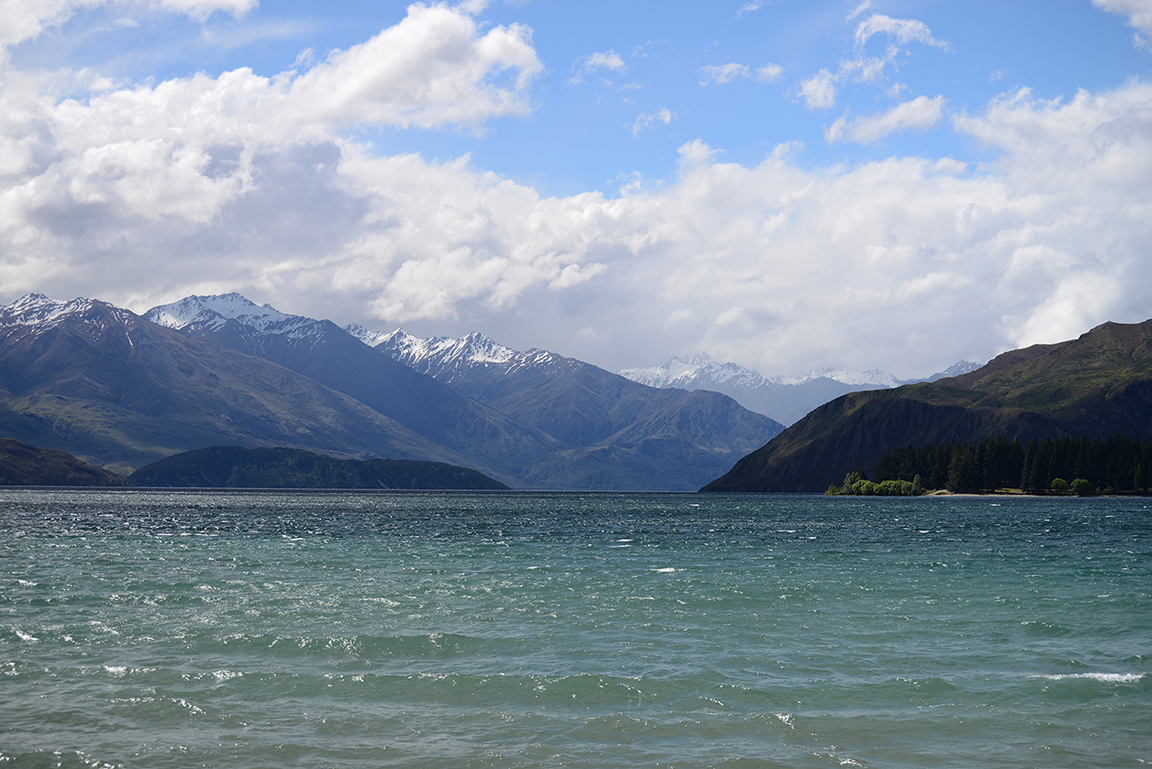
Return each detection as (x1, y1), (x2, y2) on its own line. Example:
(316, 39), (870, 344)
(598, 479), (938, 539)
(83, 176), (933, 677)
(1, 490), (1149, 767)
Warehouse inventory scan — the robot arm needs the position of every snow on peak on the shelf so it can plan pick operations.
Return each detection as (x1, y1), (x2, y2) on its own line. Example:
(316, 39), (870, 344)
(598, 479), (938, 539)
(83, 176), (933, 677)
(790, 368), (904, 388)
(619, 354), (767, 389)
(347, 326), (563, 382)
(929, 360), (982, 380)
(146, 293), (293, 331)
(1, 292), (133, 329)
(345, 323), (393, 348)
(144, 294), (327, 344)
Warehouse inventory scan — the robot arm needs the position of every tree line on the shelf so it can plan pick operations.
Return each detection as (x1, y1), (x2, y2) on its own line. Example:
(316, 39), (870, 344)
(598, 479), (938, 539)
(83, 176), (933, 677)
(860, 434), (1152, 495)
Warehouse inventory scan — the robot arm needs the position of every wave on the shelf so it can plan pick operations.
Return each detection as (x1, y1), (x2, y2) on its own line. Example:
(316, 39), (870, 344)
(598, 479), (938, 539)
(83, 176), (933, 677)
(1035, 672), (1145, 683)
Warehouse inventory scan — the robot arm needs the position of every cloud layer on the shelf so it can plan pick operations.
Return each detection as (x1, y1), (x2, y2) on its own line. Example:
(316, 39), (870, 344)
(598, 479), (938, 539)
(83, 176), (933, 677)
(1, 2), (1151, 380)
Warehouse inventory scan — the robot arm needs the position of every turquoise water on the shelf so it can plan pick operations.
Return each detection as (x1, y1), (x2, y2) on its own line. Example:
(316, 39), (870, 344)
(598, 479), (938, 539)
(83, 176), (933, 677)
(1, 489), (1149, 768)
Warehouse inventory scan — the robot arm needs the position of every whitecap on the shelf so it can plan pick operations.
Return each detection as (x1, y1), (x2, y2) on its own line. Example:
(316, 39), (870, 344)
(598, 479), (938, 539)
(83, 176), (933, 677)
(652, 567), (679, 573)
(1039, 672), (1144, 683)
(15, 630), (38, 642)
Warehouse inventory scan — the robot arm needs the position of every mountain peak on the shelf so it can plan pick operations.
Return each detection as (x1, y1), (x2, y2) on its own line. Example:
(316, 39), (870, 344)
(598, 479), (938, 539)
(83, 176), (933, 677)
(2, 292), (133, 330)
(145, 293), (293, 331)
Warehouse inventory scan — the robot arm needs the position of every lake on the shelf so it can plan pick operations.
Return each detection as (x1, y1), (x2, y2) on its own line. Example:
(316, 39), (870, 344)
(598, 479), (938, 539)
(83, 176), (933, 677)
(1, 489), (1149, 768)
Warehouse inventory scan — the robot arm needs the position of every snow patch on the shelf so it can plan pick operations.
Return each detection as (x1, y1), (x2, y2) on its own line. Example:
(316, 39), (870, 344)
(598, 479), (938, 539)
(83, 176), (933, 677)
(145, 293), (321, 341)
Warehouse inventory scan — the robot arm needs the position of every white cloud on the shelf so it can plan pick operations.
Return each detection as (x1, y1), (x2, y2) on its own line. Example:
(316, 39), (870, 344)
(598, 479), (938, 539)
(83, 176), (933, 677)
(0, 0), (256, 47)
(628, 107), (672, 137)
(847, 1), (873, 21)
(854, 13), (949, 50)
(799, 69), (837, 109)
(2, 5), (1152, 379)
(287, 4), (541, 130)
(755, 64), (784, 82)
(1092, 0), (1152, 35)
(826, 95), (946, 144)
(736, 2), (763, 18)
(701, 62), (782, 86)
(700, 63), (749, 85)
(798, 11), (947, 119)
(570, 50), (625, 84)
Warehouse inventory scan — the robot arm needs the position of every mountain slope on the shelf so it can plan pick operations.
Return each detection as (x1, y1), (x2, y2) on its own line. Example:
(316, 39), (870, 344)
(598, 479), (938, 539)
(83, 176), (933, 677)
(360, 329), (786, 490)
(0, 294), (473, 476)
(0, 437), (129, 486)
(145, 294), (562, 485)
(702, 319), (1152, 492)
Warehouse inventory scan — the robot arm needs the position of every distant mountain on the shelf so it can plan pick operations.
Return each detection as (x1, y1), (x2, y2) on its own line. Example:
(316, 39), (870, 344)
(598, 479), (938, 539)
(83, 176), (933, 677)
(0, 291), (786, 490)
(0, 437), (129, 486)
(128, 446), (508, 490)
(702, 319), (1152, 492)
(0, 293), (470, 476)
(619, 354), (982, 426)
(351, 328), (786, 490)
(145, 294), (560, 486)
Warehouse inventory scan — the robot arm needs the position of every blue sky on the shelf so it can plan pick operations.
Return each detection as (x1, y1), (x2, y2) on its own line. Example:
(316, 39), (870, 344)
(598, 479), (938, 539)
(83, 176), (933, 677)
(2, 0), (1151, 377)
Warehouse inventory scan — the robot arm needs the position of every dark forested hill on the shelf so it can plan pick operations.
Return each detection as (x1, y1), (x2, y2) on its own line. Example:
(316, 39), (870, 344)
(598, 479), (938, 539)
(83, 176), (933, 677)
(703, 318), (1152, 492)
(128, 446), (509, 489)
(0, 437), (129, 486)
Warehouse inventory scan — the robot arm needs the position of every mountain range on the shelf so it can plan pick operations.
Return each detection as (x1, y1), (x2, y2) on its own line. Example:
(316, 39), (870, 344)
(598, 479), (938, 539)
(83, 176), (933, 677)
(346, 326), (784, 490)
(0, 292), (782, 490)
(620, 354), (981, 426)
(702, 318), (1152, 493)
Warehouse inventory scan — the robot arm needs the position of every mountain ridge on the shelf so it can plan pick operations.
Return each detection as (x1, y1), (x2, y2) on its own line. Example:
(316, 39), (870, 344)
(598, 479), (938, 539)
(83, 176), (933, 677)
(0, 294), (474, 476)
(352, 325), (786, 490)
(619, 353), (980, 425)
(702, 318), (1152, 493)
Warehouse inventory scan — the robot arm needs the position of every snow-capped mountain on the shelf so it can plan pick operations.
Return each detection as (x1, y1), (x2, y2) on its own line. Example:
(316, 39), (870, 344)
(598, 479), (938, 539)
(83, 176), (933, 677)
(347, 327), (572, 386)
(141, 294), (783, 490)
(145, 292), (324, 347)
(619, 354), (983, 426)
(347, 325), (784, 488)
(0, 292), (466, 476)
(1, 292), (137, 334)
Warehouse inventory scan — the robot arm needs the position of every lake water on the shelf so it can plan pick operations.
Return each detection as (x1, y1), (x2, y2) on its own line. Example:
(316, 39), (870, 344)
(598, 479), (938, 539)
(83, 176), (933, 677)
(1, 489), (1149, 768)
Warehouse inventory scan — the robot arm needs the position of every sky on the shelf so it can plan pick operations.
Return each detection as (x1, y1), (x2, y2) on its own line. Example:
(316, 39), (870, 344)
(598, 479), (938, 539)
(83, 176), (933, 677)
(1, 0), (1151, 378)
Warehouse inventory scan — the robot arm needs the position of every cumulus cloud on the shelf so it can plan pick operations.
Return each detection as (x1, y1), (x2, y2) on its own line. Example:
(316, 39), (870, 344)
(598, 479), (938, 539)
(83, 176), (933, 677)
(798, 9), (949, 109)
(799, 69), (837, 109)
(826, 95), (946, 144)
